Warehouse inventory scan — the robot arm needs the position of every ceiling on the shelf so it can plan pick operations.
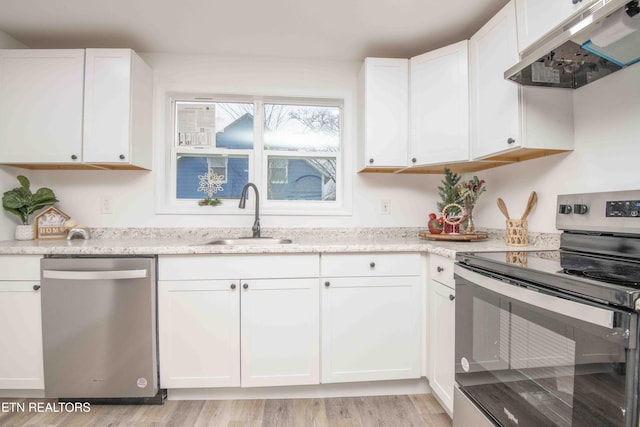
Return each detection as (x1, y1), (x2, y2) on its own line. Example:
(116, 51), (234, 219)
(0, 0), (510, 61)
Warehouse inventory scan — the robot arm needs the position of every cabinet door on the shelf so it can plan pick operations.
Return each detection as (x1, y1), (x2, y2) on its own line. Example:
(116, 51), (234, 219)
(430, 280), (455, 414)
(158, 280), (240, 388)
(515, 0), (598, 53)
(0, 49), (84, 164)
(321, 276), (421, 383)
(83, 49), (132, 164)
(0, 281), (44, 389)
(469, 2), (522, 160)
(409, 41), (469, 166)
(359, 58), (408, 169)
(240, 278), (319, 387)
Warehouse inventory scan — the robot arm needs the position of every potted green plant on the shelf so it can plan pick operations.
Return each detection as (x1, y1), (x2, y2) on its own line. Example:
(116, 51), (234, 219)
(2, 175), (58, 240)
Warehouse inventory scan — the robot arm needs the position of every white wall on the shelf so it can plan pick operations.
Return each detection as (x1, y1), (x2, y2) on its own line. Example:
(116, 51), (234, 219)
(0, 53), (441, 236)
(0, 30), (28, 239)
(473, 64), (640, 233)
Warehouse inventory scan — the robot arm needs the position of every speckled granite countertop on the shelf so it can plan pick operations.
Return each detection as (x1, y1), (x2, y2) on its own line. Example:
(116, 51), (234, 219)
(0, 227), (560, 259)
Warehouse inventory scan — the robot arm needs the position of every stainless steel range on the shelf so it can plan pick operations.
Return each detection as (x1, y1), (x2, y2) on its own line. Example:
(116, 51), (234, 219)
(453, 190), (640, 427)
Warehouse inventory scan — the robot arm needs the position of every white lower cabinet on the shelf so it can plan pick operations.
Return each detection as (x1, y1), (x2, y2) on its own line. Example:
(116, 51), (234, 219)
(158, 254), (320, 389)
(240, 278), (319, 387)
(0, 256), (44, 390)
(429, 254), (456, 415)
(158, 280), (240, 388)
(430, 280), (456, 414)
(321, 253), (422, 383)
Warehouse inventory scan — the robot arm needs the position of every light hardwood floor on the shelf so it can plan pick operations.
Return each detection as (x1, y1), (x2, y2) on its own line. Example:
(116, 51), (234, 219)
(0, 394), (452, 427)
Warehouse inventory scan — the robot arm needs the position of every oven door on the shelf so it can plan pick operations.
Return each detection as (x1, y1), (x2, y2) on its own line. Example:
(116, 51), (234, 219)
(454, 265), (638, 427)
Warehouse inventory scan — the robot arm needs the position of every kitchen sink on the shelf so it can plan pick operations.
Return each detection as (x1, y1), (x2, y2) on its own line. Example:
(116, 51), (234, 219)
(203, 237), (293, 245)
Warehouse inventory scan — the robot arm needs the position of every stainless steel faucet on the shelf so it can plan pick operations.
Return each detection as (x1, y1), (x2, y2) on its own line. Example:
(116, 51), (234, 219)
(238, 183), (260, 238)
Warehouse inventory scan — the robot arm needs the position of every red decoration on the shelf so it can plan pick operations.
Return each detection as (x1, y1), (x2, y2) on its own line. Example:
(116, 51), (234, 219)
(428, 213), (443, 234)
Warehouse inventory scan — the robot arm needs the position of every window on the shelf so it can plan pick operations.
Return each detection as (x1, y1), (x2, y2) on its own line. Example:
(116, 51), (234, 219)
(263, 103), (339, 202)
(166, 95), (343, 213)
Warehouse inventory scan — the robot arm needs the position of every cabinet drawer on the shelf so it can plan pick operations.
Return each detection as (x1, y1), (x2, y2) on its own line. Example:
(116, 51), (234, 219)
(429, 254), (455, 287)
(158, 254), (319, 280)
(321, 253), (420, 277)
(0, 255), (42, 281)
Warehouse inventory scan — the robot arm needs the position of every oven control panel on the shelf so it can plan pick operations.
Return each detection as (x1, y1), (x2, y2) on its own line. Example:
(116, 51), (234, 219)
(557, 190), (640, 233)
(606, 200), (640, 217)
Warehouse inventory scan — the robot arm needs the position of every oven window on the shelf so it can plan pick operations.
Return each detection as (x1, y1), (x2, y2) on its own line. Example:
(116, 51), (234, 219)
(456, 277), (632, 427)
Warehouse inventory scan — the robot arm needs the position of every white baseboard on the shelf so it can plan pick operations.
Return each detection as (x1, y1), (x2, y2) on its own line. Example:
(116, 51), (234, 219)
(167, 378), (431, 401)
(0, 390), (45, 398)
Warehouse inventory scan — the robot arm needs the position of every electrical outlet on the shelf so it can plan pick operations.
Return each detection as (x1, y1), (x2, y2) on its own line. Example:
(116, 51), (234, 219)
(381, 199), (391, 215)
(100, 196), (113, 214)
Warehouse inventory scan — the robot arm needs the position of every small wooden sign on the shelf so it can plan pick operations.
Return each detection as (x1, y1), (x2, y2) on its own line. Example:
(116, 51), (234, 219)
(34, 207), (71, 240)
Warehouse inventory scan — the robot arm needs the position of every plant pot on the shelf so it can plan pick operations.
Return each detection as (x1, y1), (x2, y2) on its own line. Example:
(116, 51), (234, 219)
(15, 224), (34, 241)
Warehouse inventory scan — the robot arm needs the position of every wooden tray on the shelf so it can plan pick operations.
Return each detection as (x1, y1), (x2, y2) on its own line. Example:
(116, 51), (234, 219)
(418, 231), (488, 241)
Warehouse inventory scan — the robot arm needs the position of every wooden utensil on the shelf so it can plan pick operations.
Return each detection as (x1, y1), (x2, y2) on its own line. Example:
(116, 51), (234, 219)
(521, 191), (538, 220)
(497, 198), (510, 220)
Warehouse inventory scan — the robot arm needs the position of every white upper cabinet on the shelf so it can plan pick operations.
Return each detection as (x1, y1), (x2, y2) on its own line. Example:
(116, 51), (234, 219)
(83, 49), (153, 169)
(0, 49), (84, 165)
(469, 1), (574, 161)
(0, 48), (152, 169)
(358, 58), (408, 171)
(409, 41), (469, 167)
(515, 0), (599, 53)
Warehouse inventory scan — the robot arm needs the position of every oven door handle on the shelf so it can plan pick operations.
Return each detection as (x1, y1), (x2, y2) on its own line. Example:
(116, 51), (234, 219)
(455, 265), (616, 330)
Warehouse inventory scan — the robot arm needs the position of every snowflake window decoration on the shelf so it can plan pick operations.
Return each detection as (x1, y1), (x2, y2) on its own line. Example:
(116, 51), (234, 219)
(197, 170), (224, 206)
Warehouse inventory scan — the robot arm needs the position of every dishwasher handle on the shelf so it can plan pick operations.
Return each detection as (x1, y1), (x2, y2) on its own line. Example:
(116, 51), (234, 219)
(42, 269), (148, 281)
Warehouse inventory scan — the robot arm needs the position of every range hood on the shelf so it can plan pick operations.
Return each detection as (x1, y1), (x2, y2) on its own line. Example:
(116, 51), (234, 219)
(506, 0), (640, 88)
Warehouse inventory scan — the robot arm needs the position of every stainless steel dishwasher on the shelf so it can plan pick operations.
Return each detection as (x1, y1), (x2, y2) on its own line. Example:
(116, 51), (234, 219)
(41, 256), (161, 402)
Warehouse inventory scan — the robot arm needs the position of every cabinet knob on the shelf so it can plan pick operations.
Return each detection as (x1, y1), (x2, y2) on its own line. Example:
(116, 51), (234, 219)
(411, 157), (417, 163)
(369, 262), (375, 268)
(325, 281), (330, 287)
(71, 154), (78, 160)
(369, 158), (374, 164)
(507, 137), (515, 145)
(243, 283), (249, 289)
(119, 154), (126, 160)
(33, 284), (41, 291)
(572, 0), (582, 3)
(437, 266), (444, 272)
(449, 294), (455, 301)
(230, 283), (236, 290)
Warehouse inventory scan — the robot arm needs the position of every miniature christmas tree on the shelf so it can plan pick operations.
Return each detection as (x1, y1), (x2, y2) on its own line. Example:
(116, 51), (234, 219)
(437, 168), (462, 216)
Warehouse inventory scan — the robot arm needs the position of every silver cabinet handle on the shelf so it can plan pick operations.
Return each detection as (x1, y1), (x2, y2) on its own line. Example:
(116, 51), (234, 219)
(507, 137), (515, 145)
(370, 262), (376, 268)
(449, 294), (455, 301)
(42, 269), (148, 280)
(243, 283), (249, 289)
(437, 266), (444, 272)
(325, 281), (331, 287)
(230, 283), (236, 290)
(33, 284), (41, 291)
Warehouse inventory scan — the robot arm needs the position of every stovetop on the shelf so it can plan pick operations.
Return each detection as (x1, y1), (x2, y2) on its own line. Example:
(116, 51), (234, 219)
(457, 190), (640, 310)
(456, 249), (640, 311)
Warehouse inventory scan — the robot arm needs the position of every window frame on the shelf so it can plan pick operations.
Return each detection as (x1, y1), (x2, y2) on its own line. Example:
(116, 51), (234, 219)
(158, 93), (348, 216)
